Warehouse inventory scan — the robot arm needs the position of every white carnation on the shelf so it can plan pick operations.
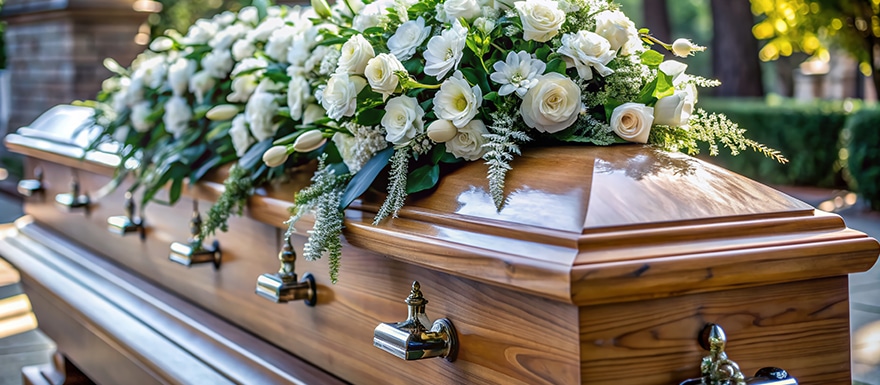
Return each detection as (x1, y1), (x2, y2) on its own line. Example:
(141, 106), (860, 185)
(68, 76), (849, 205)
(188, 70), (216, 105)
(248, 17), (284, 42)
(317, 73), (367, 120)
(287, 74), (310, 121)
(130, 101), (153, 133)
(167, 57), (195, 97)
(265, 25), (298, 63)
(201, 48), (234, 79)
(228, 75), (259, 103)
(232, 38), (257, 61)
(210, 23), (249, 51)
(238, 6), (259, 25)
(182, 19), (217, 45)
(230, 114), (254, 157)
(245, 91), (279, 141)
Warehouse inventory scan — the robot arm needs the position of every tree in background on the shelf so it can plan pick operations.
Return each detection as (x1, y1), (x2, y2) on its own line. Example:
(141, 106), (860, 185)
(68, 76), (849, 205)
(148, 0), (251, 37)
(711, 0), (765, 96)
(752, 0), (880, 97)
(643, 0), (672, 42)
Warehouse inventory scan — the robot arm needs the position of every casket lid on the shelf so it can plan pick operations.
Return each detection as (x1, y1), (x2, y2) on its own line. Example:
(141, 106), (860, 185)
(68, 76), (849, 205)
(7, 106), (879, 305)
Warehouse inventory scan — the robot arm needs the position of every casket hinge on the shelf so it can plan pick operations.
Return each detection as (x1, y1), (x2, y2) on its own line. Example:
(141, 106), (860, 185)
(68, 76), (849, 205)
(373, 281), (458, 362)
(255, 236), (317, 306)
(679, 323), (798, 385)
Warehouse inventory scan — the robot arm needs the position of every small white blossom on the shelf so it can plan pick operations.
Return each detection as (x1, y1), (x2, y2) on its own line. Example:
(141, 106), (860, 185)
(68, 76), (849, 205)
(130, 101), (153, 133)
(246, 91), (279, 141)
(230, 114), (254, 157)
(163, 96), (192, 138)
(188, 70), (215, 105)
(265, 25), (298, 63)
(238, 6), (259, 25)
(387, 17), (431, 61)
(333, 122), (388, 173)
(232, 38), (257, 61)
(228, 75), (259, 103)
(490, 51), (545, 97)
(671, 38), (706, 57)
(287, 73), (310, 121)
(210, 23), (249, 51)
(182, 19), (217, 45)
(424, 20), (467, 79)
(353, 0), (392, 31)
(201, 48), (234, 79)
(247, 17), (284, 42)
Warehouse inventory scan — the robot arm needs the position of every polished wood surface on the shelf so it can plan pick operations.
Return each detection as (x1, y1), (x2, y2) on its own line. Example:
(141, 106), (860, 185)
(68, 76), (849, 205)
(6, 126), (880, 384)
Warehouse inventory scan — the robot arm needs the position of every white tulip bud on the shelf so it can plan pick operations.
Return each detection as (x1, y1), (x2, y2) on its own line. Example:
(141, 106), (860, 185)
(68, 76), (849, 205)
(262, 145), (290, 168)
(150, 36), (175, 52)
(311, 0), (333, 18)
(671, 38), (705, 58)
(206, 104), (240, 121)
(426, 119), (458, 143)
(293, 130), (327, 152)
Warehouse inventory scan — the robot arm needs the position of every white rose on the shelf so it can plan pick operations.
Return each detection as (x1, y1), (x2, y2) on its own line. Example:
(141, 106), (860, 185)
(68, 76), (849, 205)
(424, 20), (467, 79)
(230, 114), (254, 157)
(557, 31), (616, 80)
(245, 91), (279, 141)
(232, 38), (257, 61)
(303, 104), (326, 125)
(520, 72), (581, 133)
(293, 130), (327, 152)
(337, 34), (375, 75)
(163, 96), (192, 139)
(365, 53), (406, 100)
(287, 75), (310, 121)
(210, 23), (249, 51)
(248, 17), (284, 42)
(188, 70), (215, 105)
(353, 0), (391, 31)
(433, 71), (483, 128)
(288, 27), (321, 65)
(182, 19), (217, 45)
(594, 10), (641, 56)
(514, 0), (565, 43)
(382, 95), (425, 145)
(388, 17), (432, 61)
(201, 48), (234, 79)
(659, 60), (688, 81)
(318, 73), (368, 120)
(426, 119), (458, 143)
(446, 119), (488, 160)
(610, 102), (654, 143)
(167, 57), (195, 97)
(238, 6), (259, 25)
(130, 101), (153, 133)
(265, 25), (298, 63)
(653, 93), (686, 126)
(444, 0), (481, 22)
(227, 75), (259, 103)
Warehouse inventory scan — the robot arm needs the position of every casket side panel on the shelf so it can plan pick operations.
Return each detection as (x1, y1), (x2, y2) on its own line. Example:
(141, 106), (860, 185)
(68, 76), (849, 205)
(578, 276), (851, 385)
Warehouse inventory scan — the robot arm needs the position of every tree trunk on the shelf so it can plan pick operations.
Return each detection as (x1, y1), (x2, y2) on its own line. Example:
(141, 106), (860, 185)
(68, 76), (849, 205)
(642, 0), (671, 43)
(710, 0), (765, 97)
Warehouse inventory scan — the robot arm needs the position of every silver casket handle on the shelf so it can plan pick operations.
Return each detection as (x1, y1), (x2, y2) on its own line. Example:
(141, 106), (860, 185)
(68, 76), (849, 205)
(107, 191), (146, 240)
(679, 324), (798, 385)
(373, 281), (457, 362)
(55, 174), (90, 213)
(17, 167), (44, 198)
(255, 236), (317, 306)
(168, 200), (221, 270)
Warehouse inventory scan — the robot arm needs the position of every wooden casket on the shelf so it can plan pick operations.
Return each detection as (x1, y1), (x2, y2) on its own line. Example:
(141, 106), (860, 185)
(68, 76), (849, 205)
(2, 105), (878, 385)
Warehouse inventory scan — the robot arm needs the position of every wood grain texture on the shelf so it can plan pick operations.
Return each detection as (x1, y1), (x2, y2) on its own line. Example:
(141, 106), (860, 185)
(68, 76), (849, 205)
(579, 276), (852, 385)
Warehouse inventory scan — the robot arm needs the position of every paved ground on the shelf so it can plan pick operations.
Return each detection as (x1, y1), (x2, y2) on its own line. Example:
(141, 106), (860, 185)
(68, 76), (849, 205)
(0, 188), (877, 383)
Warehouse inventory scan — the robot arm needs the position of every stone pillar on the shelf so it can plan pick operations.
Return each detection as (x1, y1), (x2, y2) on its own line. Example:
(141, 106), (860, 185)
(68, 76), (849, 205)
(1, 0), (148, 131)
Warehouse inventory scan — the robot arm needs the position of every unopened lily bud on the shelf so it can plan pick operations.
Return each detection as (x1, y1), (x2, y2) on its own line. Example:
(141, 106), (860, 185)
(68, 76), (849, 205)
(262, 145), (290, 168)
(671, 38), (705, 58)
(293, 130), (327, 152)
(150, 36), (174, 52)
(311, 0), (333, 18)
(206, 104), (240, 121)
(426, 119), (458, 143)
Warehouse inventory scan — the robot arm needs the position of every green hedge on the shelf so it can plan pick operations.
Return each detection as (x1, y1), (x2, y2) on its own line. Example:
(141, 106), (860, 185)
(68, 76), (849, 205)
(698, 98), (852, 188)
(844, 108), (880, 210)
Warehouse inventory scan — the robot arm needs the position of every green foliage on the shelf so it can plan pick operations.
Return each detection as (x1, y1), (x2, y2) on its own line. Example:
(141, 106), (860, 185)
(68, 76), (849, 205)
(698, 97), (852, 187)
(202, 164), (254, 239)
(151, 0), (250, 36)
(844, 108), (880, 210)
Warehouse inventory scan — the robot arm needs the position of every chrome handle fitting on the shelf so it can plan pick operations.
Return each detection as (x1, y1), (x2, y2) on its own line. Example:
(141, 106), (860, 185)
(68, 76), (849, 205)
(679, 324), (798, 385)
(373, 281), (458, 362)
(107, 191), (146, 240)
(255, 237), (317, 306)
(17, 167), (44, 198)
(55, 175), (90, 213)
(169, 200), (221, 269)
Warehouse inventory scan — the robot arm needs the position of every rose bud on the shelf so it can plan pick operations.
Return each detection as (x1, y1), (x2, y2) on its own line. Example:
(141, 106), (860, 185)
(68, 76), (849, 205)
(293, 130), (327, 152)
(426, 119), (458, 143)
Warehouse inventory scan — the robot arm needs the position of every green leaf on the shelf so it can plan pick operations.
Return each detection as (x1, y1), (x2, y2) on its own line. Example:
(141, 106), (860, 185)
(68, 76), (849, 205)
(339, 146), (394, 209)
(169, 174), (183, 204)
(640, 50), (665, 68)
(604, 99), (624, 121)
(546, 58), (567, 75)
(318, 37), (350, 46)
(652, 71), (675, 100)
(406, 164), (439, 193)
(484, 91), (499, 102)
(639, 28), (650, 34)
(238, 139), (274, 170)
(535, 46), (551, 61)
(356, 108), (385, 126)
(431, 144), (446, 164)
